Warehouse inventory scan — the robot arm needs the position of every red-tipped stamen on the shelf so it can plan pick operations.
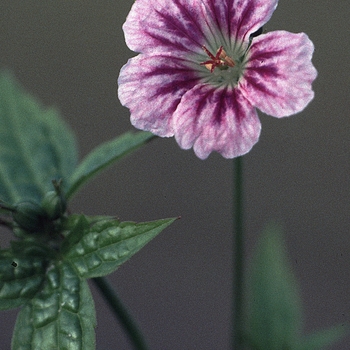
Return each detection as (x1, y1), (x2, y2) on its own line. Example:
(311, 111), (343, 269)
(200, 45), (235, 72)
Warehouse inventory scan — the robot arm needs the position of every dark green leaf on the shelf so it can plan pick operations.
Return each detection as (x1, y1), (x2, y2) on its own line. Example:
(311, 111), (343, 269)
(245, 224), (302, 350)
(10, 239), (58, 260)
(0, 249), (47, 310)
(65, 217), (177, 278)
(299, 325), (347, 350)
(60, 215), (91, 255)
(11, 262), (96, 350)
(0, 71), (78, 204)
(66, 131), (155, 199)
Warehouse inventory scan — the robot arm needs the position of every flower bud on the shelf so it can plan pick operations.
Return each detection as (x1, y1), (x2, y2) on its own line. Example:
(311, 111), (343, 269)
(41, 190), (66, 220)
(13, 201), (46, 232)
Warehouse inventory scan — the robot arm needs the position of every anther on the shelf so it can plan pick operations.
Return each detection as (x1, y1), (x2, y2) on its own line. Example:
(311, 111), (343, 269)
(200, 45), (235, 72)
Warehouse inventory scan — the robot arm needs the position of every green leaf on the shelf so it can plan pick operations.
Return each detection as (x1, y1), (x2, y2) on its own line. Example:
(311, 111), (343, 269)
(0, 71), (78, 205)
(65, 217), (177, 278)
(11, 262), (96, 350)
(60, 215), (91, 256)
(66, 131), (155, 199)
(245, 224), (302, 350)
(0, 249), (47, 310)
(299, 325), (347, 350)
(10, 239), (58, 260)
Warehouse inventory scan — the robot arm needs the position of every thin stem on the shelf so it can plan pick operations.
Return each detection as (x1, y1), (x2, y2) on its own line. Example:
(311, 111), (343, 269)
(92, 277), (149, 350)
(233, 156), (244, 349)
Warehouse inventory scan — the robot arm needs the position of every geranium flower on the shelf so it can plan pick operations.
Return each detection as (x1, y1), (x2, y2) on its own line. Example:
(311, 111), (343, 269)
(118, 0), (317, 159)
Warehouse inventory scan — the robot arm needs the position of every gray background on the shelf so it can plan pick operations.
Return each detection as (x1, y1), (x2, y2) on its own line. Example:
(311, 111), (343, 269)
(0, 0), (349, 349)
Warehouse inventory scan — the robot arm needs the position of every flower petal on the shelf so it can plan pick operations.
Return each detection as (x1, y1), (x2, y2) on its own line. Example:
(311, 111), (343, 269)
(118, 53), (201, 136)
(123, 0), (207, 55)
(200, 0), (278, 43)
(240, 31), (317, 117)
(172, 84), (261, 159)
(122, 0), (279, 56)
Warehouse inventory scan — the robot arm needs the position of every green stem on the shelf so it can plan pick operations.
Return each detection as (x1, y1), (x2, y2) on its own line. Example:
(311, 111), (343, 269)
(92, 277), (149, 350)
(233, 156), (244, 349)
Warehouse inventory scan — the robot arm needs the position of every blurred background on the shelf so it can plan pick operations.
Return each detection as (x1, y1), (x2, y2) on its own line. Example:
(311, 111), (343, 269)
(0, 0), (349, 349)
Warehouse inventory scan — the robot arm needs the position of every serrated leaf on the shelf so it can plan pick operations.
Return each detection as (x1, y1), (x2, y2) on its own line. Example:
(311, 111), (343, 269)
(0, 71), (78, 204)
(66, 131), (154, 199)
(299, 325), (347, 350)
(60, 215), (91, 255)
(245, 224), (302, 350)
(0, 249), (47, 310)
(65, 217), (176, 278)
(11, 262), (96, 350)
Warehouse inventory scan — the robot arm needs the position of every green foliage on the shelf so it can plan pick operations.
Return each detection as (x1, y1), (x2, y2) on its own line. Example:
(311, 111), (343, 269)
(245, 224), (302, 349)
(0, 72), (175, 349)
(0, 72), (77, 204)
(299, 325), (347, 349)
(65, 216), (177, 279)
(6, 216), (175, 349)
(245, 224), (346, 350)
(11, 263), (96, 350)
(0, 247), (48, 310)
(41, 184), (67, 220)
(12, 201), (46, 232)
(66, 131), (155, 199)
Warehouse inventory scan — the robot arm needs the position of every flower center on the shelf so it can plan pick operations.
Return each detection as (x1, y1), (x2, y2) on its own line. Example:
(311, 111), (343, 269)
(200, 46), (235, 73)
(197, 43), (248, 88)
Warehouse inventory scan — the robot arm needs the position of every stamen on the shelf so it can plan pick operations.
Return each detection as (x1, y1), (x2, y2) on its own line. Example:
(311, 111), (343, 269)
(200, 45), (235, 73)
(219, 49), (235, 67)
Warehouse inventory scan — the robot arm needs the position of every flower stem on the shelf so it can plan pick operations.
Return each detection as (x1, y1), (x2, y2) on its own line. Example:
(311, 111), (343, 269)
(233, 156), (244, 349)
(92, 277), (149, 350)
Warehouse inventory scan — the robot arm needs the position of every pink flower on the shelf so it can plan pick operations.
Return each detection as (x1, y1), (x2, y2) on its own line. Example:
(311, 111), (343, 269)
(118, 0), (317, 159)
